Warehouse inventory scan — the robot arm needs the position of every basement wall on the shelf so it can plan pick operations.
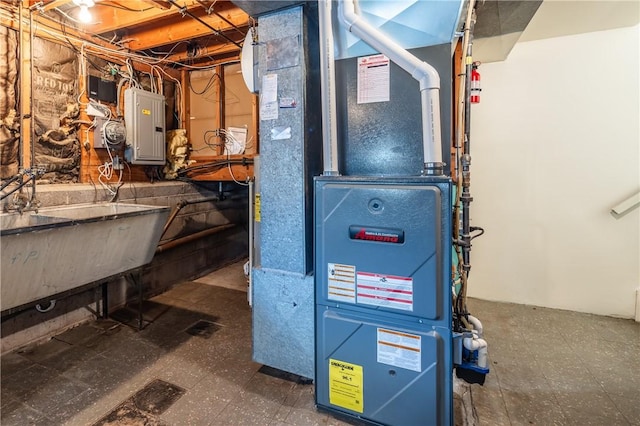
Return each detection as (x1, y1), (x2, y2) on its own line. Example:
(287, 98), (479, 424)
(468, 24), (640, 318)
(1, 181), (248, 352)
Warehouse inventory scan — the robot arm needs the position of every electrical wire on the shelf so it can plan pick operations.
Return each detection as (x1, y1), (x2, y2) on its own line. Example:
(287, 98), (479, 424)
(189, 71), (219, 95)
(0, 2), (247, 189)
(219, 129), (249, 186)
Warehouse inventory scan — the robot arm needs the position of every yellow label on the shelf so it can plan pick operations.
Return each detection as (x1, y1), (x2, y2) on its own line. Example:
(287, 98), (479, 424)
(254, 193), (261, 222)
(141, 109), (151, 115)
(329, 359), (363, 413)
(466, 56), (473, 65)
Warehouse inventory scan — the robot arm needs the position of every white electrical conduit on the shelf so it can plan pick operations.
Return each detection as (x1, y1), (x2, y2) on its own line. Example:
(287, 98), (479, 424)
(463, 336), (488, 368)
(339, 0), (443, 174)
(319, 0), (340, 175)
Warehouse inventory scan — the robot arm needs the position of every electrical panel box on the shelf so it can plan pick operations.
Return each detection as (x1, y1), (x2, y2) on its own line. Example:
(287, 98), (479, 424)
(124, 88), (166, 165)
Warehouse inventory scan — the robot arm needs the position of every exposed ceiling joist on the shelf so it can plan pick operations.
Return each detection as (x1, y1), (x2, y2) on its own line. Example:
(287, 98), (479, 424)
(122, 7), (247, 51)
(83, 0), (202, 35)
(20, 0), (250, 70)
(40, 0), (69, 12)
(140, 0), (172, 10)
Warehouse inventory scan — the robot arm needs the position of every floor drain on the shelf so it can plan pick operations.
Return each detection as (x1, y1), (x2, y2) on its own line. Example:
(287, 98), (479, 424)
(185, 320), (221, 338)
(92, 379), (185, 425)
(133, 379), (186, 415)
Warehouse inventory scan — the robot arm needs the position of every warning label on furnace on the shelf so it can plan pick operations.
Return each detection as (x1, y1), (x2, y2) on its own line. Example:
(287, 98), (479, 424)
(329, 359), (363, 413)
(356, 271), (413, 311)
(377, 328), (422, 372)
(327, 263), (356, 304)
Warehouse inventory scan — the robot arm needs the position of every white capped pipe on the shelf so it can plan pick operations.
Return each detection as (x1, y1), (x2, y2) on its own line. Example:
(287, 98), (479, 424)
(319, 0), (340, 175)
(339, 0), (443, 173)
(467, 314), (483, 337)
(463, 337), (488, 368)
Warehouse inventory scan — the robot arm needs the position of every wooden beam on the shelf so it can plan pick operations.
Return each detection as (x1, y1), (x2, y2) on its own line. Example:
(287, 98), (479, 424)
(217, 64), (224, 156)
(41, 0), (70, 12)
(165, 42), (241, 63)
(1, 11), (181, 78)
(180, 69), (190, 134)
(180, 53), (239, 71)
(140, 0), (172, 10)
(185, 155), (254, 181)
(122, 7), (247, 51)
(188, 164), (253, 181)
(83, 0), (202, 35)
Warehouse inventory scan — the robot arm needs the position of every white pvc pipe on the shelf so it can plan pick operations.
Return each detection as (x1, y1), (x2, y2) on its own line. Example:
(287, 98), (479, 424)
(467, 315), (483, 337)
(319, 0), (340, 175)
(339, 0), (443, 172)
(463, 337), (488, 368)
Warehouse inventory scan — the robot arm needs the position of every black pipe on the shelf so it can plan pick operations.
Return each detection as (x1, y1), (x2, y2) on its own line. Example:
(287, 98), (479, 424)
(156, 224), (236, 253)
(177, 157), (254, 175)
(0, 174), (33, 201)
(213, 10), (246, 37)
(460, 15), (476, 274)
(0, 173), (24, 192)
(160, 195), (220, 239)
(167, 0), (242, 49)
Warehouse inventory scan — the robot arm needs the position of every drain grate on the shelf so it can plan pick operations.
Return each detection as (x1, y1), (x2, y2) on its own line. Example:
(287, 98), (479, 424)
(184, 320), (221, 338)
(92, 379), (185, 425)
(132, 379), (186, 415)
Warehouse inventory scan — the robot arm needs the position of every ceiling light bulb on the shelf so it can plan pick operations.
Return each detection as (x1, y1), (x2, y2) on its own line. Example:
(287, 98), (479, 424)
(78, 4), (92, 23)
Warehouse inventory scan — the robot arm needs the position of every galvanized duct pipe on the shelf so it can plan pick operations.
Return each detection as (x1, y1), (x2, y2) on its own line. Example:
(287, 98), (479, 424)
(319, 0), (339, 175)
(339, 0), (443, 175)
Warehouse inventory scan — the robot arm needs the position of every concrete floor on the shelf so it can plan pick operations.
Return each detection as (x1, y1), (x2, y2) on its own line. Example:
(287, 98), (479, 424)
(466, 298), (640, 426)
(1, 260), (639, 425)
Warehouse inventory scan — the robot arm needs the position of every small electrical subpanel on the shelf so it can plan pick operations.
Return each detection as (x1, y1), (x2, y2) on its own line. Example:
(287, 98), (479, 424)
(124, 88), (166, 165)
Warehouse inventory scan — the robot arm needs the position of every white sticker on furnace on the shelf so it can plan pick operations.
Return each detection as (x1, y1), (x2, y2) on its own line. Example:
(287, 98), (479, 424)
(377, 328), (422, 372)
(327, 263), (356, 303)
(356, 271), (413, 311)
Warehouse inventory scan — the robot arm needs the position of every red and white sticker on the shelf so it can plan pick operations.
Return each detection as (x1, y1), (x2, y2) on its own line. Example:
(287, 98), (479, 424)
(327, 263), (356, 303)
(356, 271), (413, 311)
(377, 328), (422, 372)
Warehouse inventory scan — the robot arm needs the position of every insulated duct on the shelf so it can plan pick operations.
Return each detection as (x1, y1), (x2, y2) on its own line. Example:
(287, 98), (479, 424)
(339, 0), (444, 175)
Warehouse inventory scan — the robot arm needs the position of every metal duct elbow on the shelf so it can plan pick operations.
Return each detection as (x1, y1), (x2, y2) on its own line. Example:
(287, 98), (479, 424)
(339, 0), (443, 173)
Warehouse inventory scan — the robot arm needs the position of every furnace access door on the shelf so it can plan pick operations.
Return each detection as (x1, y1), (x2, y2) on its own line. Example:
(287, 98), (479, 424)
(315, 176), (452, 425)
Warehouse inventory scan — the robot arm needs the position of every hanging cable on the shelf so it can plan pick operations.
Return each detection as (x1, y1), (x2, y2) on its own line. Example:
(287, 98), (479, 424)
(166, 0), (242, 49)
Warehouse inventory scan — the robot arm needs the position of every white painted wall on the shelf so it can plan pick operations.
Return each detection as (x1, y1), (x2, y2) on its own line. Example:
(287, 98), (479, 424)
(469, 24), (640, 318)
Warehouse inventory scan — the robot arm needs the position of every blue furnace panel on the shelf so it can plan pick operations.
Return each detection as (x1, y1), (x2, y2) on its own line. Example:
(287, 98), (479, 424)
(315, 176), (453, 426)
